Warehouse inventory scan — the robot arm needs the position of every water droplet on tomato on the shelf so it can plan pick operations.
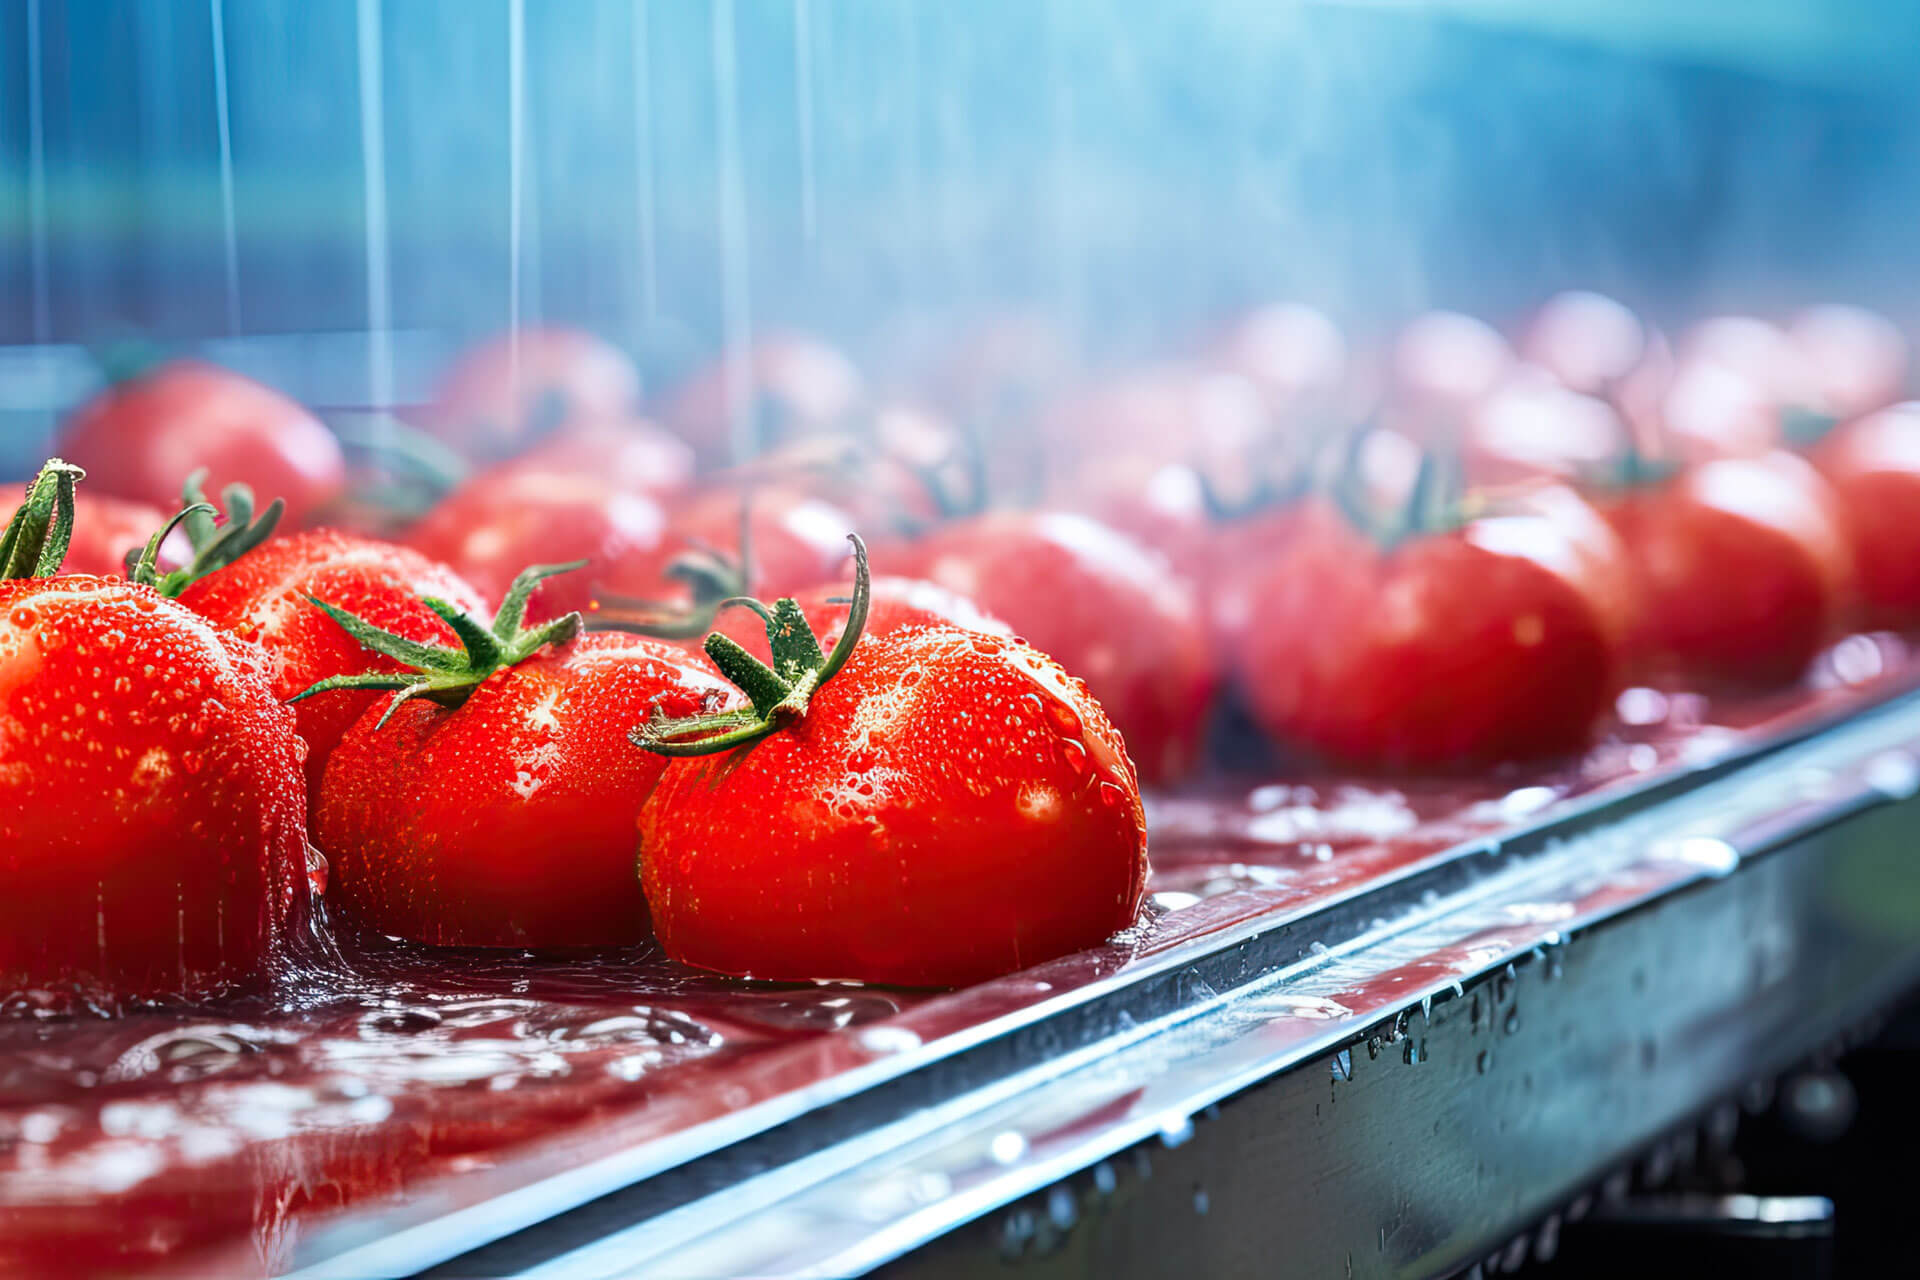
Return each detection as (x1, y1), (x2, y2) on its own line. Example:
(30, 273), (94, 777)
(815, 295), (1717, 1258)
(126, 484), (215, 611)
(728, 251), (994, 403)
(9, 606), (36, 627)
(1098, 780), (1128, 808)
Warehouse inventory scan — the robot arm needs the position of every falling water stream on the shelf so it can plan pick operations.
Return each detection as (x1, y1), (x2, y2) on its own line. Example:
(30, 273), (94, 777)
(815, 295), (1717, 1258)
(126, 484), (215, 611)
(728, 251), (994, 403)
(631, 0), (659, 329)
(712, 0), (755, 463)
(355, 0), (394, 413)
(207, 0), (241, 337)
(507, 0), (527, 395)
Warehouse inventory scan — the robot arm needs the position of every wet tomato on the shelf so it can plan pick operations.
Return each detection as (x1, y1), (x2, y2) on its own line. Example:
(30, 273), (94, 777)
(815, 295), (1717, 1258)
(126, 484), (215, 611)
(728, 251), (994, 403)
(512, 417), (695, 500)
(1810, 403), (1920, 630)
(899, 511), (1217, 782)
(404, 463), (670, 623)
(306, 568), (736, 947)
(56, 361), (346, 530)
(635, 544), (1147, 986)
(1788, 305), (1908, 423)
(0, 462), (308, 1008)
(1519, 291), (1648, 398)
(1601, 451), (1854, 687)
(589, 484), (856, 624)
(708, 573), (1010, 665)
(420, 328), (643, 463)
(1236, 488), (1631, 768)
(155, 494), (486, 804)
(55, 491), (182, 579)
(659, 334), (865, 466)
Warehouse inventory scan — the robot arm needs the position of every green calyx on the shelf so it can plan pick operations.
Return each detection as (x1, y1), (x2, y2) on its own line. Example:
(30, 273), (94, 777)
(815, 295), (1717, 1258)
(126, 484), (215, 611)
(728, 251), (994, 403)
(588, 543), (751, 639)
(1, 459), (84, 580)
(1780, 403), (1841, 449)
(290, 560), (588, 728)
(588, 495), (755, 640)
(1322, 424), (1478, 550)
(631, 533), (870, 758)
(130, 470), (285, 597)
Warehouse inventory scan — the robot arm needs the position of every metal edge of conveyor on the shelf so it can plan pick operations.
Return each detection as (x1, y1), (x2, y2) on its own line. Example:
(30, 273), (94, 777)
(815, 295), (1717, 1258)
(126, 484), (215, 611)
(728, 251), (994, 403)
(286, 685), (1920, 1280)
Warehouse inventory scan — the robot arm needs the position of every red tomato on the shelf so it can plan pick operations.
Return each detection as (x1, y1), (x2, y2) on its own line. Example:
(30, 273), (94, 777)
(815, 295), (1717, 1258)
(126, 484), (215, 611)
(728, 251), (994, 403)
(1208, 302), (1348, 415)
(1388, 310), (1515, 429)
(315, 628), (735, 947)
(0, 462), (308, 1008)
(1463, 367), (1629, 487)
(1518, 291), (1647, 397)
(637, 614), (1147, 986)
(1236, 489), (1630, 768)
(1788, 305), (1908, 422)
(174, 528), (486, 803)
(925, 312), (1076, 504)
(1044, 367), (1273, 484)
(1204, 503), (1313, 659)
(56, 491), (183, 579)
(709, 574), (1011, 664)
(1602, 451), (1854, 687)
(1062, 457), (1216, 582)
(421, 328), (643, 463)
(57, 361), (346, 530)
(1811, 403), (1920, 630)
(513, 417), (695, 499)
(899, 512), (1217, 782)
(659, 334), (864, 466)
(405, 463), (671, 622)
(593, 484), (856, 615)
(719, 403), (976, 539)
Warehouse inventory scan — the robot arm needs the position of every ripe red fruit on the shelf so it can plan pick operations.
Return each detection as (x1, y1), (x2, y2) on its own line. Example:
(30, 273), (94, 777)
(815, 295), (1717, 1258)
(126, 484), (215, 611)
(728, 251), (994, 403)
(56, 360), (347, 530)
(513, 417), (695, 499)
(1811, 403), (1920, 630)
(899, 511), (1217, 782)
(304, 565), (736, 947)
(0, 462), (309, 1008)
(587, 484), (856, 630)
(51, 491), (181, 579)
(1601, 451), (1854, 687)
(706, 574), (1011, 665)
(660, 334), (866, 466)
(635, 540), (1147, 986)
(1519, 291), (1648, 398)
(1788, 305), (1908, 422)
(420, 328), (643, 463)
(404, 463), (671, 622)
(143, 484), (486, 803)
(1236, 487), (1631, 768)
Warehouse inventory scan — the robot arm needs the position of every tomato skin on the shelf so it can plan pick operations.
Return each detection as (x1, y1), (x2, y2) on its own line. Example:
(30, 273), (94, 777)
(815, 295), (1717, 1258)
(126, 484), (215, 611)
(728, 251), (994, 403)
(710, 574), (1011, 664)
(176, 530), (486, 803)
(660, 335), (865, 466)
(899, 512), (1217, 782)
(1789, 305), (1908, 421)
(404, 464), (671, 622)
(315, 634), (735, 947)
(513, 418), (695, 500)
(57, 361), (347, 530)
(0, 576), (308, 1007)
(598, 484), (856, 608)
(56, 492), (182, 579)
(639, 625), (1147, 987)
(1519, 291), (1647, 397)
(1602, 451), (1853, 687)
(1237, 493), (1629, 768)
(1812, 404), (1920, 629)
(421, 329), (643, 463)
